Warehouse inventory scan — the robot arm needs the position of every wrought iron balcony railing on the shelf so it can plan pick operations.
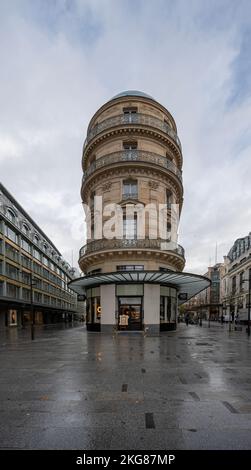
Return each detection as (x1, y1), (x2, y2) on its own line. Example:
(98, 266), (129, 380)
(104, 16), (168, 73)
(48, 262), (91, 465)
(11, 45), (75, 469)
(79, 238), (185, 260)
(84, 113), (182, 150)
(83, 150), (182, 182)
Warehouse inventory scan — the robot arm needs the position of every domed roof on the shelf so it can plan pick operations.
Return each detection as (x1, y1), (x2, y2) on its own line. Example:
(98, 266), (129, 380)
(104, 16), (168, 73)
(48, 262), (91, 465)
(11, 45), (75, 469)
(111, 90), (155, 100)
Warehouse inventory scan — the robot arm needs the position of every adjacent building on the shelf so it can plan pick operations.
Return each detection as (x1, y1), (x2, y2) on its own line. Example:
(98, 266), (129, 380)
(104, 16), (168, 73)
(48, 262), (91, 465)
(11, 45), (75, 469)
(220, 233), (251, 323)
(0, 183), (78, 328)
(69, 90), (210, 334)
(194, 263), (222, 319)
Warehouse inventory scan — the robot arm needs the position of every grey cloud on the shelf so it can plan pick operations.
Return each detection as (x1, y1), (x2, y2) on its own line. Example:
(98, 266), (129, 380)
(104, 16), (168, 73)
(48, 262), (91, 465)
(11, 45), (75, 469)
(0, 0), (250, 273)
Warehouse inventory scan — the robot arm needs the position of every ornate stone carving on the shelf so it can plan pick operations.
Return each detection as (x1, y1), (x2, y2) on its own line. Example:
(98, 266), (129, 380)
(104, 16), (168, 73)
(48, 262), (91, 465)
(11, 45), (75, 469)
(101, 182), (112, 192)
(148, 181), (159, 190)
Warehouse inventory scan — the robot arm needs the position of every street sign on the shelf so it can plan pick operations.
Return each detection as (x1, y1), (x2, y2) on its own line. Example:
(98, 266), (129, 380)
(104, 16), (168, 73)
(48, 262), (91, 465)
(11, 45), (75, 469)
(77, 294), (86, 301)
(178, 293), (188, 301)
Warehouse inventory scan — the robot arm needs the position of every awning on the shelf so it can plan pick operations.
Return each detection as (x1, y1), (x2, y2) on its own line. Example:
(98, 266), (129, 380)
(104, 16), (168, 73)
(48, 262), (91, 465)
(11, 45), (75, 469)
(69, 270), (210, 304)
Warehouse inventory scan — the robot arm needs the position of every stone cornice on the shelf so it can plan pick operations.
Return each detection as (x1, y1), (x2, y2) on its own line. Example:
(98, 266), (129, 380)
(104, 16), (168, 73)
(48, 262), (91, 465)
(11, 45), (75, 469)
(82, 127), (182, 169)
(79, 249), (185, 273)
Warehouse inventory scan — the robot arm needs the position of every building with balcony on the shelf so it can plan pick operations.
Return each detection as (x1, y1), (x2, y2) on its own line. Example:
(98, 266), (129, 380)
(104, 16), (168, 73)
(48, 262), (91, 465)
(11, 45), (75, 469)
(69, 90), (210, 334)
(220, 233), (251, 323)
(0, 183), (78, 329)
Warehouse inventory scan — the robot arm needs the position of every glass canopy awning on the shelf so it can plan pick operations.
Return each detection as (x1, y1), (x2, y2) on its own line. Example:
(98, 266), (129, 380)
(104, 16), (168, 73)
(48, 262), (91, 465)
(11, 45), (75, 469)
(69, 270), (210, 304)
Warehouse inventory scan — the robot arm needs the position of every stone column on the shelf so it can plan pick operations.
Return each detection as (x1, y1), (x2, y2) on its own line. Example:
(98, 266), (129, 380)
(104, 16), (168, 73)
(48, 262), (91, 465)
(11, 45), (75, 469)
(144, 284), (160, 335)
(100, 284), (116, 333)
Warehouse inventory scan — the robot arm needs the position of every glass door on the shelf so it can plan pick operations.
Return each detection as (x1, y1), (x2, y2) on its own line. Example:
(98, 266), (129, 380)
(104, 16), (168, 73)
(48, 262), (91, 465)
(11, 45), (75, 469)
(118, 297), (142, 330)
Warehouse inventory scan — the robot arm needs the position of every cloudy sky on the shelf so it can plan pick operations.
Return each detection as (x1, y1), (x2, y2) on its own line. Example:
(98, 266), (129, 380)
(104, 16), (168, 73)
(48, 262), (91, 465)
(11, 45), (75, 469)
(1, 0), (251, 274)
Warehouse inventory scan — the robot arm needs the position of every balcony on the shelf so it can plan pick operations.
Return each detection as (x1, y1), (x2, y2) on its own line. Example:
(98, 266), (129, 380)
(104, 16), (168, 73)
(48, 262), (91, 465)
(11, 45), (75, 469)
(84, 113), (182, 151)
(83, 150), (182, 183)
(79, 238), (185, 260)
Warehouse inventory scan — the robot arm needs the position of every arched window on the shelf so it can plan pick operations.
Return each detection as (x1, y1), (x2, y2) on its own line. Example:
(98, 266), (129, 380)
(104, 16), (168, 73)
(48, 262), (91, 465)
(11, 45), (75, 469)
(6, 208), (16, 223)
(34, 234), (39, 245)
(43, 243), (48, 252)
(22, 223), (30, 235)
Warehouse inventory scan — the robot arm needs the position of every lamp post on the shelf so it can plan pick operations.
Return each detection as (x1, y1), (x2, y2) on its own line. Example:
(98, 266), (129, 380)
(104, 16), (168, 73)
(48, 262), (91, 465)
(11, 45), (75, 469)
(240, 269), (251, 337)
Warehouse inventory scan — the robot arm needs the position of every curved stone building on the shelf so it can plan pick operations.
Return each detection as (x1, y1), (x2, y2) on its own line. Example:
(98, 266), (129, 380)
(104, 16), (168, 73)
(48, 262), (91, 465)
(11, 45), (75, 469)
(70, 91), (210, 333)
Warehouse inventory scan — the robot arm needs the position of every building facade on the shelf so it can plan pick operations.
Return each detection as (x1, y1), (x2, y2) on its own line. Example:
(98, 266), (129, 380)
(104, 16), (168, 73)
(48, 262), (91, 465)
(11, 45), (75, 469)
(70, 90), (209, 334)
(0, 183), (78, 329)
(220, 233), (251, 323)
(194, 263), (222, 320)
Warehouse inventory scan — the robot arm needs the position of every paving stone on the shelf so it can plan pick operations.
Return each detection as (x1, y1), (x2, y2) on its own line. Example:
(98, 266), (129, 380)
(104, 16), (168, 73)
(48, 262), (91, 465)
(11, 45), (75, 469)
(0, 323), (251, 449)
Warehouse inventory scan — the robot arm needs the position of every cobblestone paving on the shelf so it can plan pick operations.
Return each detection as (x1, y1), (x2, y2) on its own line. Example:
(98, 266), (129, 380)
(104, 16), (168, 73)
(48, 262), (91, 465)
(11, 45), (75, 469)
(0, 322), (251, 449)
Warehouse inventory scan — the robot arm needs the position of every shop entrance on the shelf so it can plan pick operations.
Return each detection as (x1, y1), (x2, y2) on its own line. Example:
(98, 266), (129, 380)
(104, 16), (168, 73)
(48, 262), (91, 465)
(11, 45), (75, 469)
(118, 297), (142, 330)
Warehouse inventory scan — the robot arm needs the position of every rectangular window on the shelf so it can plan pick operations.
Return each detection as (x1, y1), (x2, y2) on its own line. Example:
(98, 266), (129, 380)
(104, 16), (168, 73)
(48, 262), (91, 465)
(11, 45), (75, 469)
(22, 288), (30, 301)
(123, 216), (137, 239)
(33, 276), (42, 290)
(21, 254), (31, 269)
(0, 281), (3, 296)
(33, 248), (41, 261)
(21, 238), (31, 253)
(117, 265), (144, 271)
(43, 268), (49, 279)
(123, 180), (138, 198)
(43, 294), (50, 305)
(5, 243), (19, 263)
(123, 108), (138, 123)
(6, 263), (19, 280)
(43, 281), (49, 292)
(21, 271), (30, 285)
(5, 226), (18, 244)
(34, 292), (42, 303)
(33, 262), (41, 275)
(6, 283), (19, 299)
(123, 107), (138, 114)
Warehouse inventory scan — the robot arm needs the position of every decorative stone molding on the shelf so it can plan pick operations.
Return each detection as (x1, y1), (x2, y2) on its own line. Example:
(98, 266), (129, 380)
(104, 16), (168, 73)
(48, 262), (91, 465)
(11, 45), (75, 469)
(83, 127), (182, 166)
(148, 181), (159, 190)
(81, 166), (183, 205)
(101, 182), (112, 192)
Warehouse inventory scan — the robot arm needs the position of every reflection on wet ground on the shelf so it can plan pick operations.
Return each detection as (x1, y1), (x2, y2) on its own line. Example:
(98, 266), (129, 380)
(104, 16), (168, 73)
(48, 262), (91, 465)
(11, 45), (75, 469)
(0, 322), (251, 449)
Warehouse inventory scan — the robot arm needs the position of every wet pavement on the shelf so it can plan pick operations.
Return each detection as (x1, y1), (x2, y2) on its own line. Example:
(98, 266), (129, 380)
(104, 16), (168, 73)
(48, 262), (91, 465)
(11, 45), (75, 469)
(0, 322), (251, 450)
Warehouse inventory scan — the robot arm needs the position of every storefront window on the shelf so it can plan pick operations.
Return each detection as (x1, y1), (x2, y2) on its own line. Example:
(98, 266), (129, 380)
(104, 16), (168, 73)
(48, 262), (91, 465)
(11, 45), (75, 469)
(86, 287), (101, 331)
(9, 309), (17, 326)
(160, 286), (177, 329)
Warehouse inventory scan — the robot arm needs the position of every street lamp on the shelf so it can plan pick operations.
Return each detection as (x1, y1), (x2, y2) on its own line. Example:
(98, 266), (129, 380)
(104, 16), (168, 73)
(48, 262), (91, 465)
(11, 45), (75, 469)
(241, 269), (251, 337)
